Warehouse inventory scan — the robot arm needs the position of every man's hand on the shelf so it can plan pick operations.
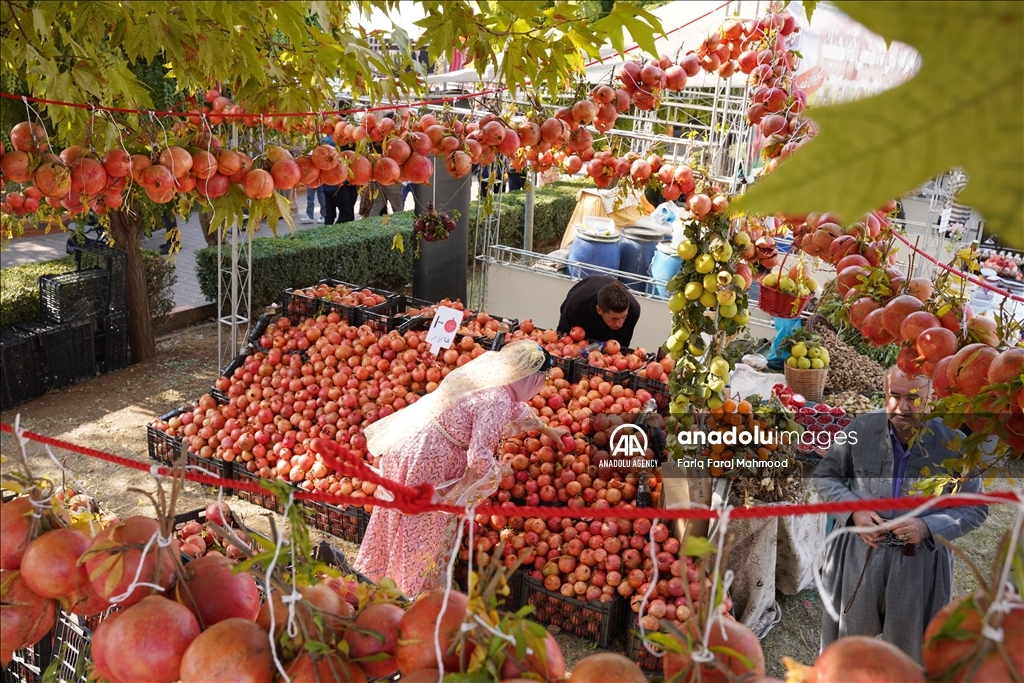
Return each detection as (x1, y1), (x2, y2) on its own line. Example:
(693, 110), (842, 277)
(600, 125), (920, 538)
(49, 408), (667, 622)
(887, 518), (931, 546)
(852, 510), (886, 548)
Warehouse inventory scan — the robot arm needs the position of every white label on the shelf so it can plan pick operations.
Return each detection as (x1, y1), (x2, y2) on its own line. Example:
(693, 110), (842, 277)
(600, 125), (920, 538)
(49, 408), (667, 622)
(425, 305), (463, 356)
(939, 207), (952, 230)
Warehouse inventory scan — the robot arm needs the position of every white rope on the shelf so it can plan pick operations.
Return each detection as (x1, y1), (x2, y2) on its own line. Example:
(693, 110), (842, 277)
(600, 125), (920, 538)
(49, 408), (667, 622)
(265, 489), (296, 683)
(435, 512), (468, 680)
(107, 525), (173, 604)
(813, 491), (1023, 623)
(637, 517), (664, 659)
(694, 504), (734, 664)
(981, 499), (1024, 642)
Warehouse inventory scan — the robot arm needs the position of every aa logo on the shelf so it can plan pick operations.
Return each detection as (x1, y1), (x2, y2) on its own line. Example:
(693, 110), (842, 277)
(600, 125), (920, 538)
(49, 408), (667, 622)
(609, 424), (649, 458)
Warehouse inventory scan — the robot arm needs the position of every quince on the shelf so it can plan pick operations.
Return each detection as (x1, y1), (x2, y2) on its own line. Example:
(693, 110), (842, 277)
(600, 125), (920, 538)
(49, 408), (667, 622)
(733, 274), (747, 290)
(717, 271), (733, 287)
(707, 395), (724, 410)
(786, 356), (799, 368)
(806, 277), (819, 292)
(762, 273), (780, 289)
(791, 343), (808, 358)
(684, 282), (703, 300)
(810, 358), (825, 369)
(699, 291), (718, 308)
(709, 356), (730, 379)
(807, 347), (821, 359)
(695, 254), (716, 274)
(733, 308), (750, 325)
(779, 276), (797, 294)
(677, 240), (698, 260)
(819, 349), (830, 365)
(668, 292), (687, 313)
(733, 232), (752, 249)
(797, 357), (812, 369)
(703, 273), (719, 291)
(706, 376), (726, 393)
(797, 286), (811, 297)
(719, 303), (738, 318)
(717, 290), (736, 306)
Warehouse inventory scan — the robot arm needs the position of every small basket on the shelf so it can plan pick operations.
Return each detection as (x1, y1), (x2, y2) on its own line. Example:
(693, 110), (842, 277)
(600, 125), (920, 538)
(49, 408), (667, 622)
(784, 365), (828, 402)
(757, 283), (812, 319)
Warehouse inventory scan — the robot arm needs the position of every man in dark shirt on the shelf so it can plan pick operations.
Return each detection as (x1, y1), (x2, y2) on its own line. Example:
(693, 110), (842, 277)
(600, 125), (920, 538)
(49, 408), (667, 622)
(557, 276), (641, 346)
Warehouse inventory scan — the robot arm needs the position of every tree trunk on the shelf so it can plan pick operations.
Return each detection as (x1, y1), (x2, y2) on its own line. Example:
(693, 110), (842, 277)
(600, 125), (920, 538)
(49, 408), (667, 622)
(109, 209), (156, 363)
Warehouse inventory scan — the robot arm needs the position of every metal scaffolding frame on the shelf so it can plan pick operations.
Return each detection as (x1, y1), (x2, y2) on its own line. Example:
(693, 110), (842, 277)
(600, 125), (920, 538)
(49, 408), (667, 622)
(216, 224), (253, 372)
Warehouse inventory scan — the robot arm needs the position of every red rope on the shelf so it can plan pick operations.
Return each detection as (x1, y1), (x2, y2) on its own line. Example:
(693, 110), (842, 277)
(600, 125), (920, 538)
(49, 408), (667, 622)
(0, 3), (735, 121)
(3, 422), (1017, 522)
(891, 231), (1024, 303)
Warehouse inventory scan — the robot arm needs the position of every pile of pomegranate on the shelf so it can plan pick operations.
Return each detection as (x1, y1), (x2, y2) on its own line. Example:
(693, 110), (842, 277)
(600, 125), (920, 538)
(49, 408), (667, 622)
(290, 283), (389, 308)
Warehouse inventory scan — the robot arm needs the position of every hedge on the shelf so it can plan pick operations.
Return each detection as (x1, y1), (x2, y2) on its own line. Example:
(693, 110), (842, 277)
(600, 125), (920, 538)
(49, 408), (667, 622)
(466, 179), (587, 250)
(195, 213), (416, 310)
(0, 249), (177, 328)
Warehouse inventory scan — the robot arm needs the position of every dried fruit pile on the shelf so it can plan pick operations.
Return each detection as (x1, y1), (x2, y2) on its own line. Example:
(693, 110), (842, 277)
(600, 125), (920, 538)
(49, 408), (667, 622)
(814, 325), (887, 394)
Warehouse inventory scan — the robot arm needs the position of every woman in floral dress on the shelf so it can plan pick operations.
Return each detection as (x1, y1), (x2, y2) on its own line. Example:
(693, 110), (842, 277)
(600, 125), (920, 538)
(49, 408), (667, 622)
(353, 342), (568, 598)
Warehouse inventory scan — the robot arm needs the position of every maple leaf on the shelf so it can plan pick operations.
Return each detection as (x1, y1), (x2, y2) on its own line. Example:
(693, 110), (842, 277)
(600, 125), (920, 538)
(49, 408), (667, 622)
(732, 1), (1024, 249)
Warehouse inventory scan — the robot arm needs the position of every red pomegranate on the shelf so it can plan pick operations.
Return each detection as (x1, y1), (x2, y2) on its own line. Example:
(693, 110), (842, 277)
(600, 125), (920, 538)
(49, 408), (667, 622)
(191, 150), (219, 180)
(784, 635), (923, 682)
(243, 169), (275, 199)
(285, 652), (367, 683)
(178, 618), (274, 683)
(395, 589), (471, 674)
(70, 157), (107, 195)
(663, 617), (765, 683)
(311, 144), (340, 170)
(34, 160), (72, 198)
(159, 146), (193, 178)
(1, 150), (33, 183)
(569, 652), (646, 682)
(989, 348), (1024, 385)
(947, 344), (999, 396)
(373, 156), (401, 185)
(0, 569), (57, 661)
(500, 630), (566, 681)
(175, 551), (260, 627)
(197, 173), (230, 199)
(348, 154), (373, 185)
(343, 602), (404, 679)
(84, 515), (178, 609)
(20, 528), (92, 601)
(92, 596), (200, 683)
(0, 497), (33, 570)
(214, 148), (241, 176)
(404, 153), (433, 184)
(270, 159), (301, 190)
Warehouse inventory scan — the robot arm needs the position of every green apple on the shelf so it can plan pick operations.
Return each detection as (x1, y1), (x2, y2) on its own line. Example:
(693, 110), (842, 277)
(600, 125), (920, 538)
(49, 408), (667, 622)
(797, 357), (812, 369)
(703, 273), (719, 291)
(779, 276), (796, 294)
(733, 308), (750, 325)
(709, 356), (730, 379)
(684, 281), (703, 300)
(699, 291), (718, 308)
(668, 292), (687, 313)
(810, 358), (825, 369)
(807, 347), (821, 359)
(786, 356), (799, 368)
(695, 254), (715, 274)
(717, 289), (736, 306)
(791, 343), (808, 358)
(677, 240), (698, 260)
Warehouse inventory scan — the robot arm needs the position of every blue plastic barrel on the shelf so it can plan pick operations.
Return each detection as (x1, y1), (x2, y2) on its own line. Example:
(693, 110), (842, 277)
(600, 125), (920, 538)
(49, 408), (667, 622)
(568, 229), (621, 279)
(618, 226), (663, 292)
(649, 242), (682, 300)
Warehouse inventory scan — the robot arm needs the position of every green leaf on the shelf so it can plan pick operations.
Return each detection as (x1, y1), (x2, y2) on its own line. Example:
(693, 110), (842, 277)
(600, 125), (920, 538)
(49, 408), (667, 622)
(391, 232), (405, 254)
(684, 536), (716, 557)
(709, 644), (753, 670)
(732, 1), (1024, 249)
(647, 631), (685, 655)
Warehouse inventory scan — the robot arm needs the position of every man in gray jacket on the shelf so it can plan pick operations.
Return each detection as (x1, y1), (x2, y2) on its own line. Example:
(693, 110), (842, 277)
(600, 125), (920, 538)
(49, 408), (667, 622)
(814, 366), (988, 663)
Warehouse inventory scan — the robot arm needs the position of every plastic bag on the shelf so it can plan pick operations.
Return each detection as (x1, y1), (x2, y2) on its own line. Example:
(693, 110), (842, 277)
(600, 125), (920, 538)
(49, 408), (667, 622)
(767, 317), (803, 362)
(729, 363), (788, 401)
(652, 202), (679, 225)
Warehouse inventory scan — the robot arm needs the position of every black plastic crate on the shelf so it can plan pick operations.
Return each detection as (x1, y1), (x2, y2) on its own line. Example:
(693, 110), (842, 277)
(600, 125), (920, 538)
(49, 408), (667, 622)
(630, 372), (670, 414)
(548, 355), (580, 383)
(514, 572), (625, 648)
(48, 609), (93, 683)
(357, 298), (405, 335)
(282, 279), (396, 326)
(459, 314), (520, 347)
(575, 362), (630, 388)
(39, 269), (110, 323)
(392, 296), (437, 334)
(233, 466), (285, 513)
(95, 311), (129, 373)
(624, 612), (664, 672)
(246, 307), (279, 346)
(15, 319), (96, 389)
(0, 327), (41, 411)
(147, 407), (188, 465)
(184, 450), (233, 483)
(2, 626), (52, 683)
(300, 499), (371, 544)
(174, 506), (262, 557)
(72, 243), (126, 312)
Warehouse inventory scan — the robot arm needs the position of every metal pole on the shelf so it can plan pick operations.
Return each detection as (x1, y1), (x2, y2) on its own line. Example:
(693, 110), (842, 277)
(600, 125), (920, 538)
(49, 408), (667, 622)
(523, 171), (536, 253)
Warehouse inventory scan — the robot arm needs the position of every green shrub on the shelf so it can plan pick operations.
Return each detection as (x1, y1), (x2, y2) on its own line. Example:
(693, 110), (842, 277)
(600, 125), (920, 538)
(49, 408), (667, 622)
(0, 249), (177, 328)
(194, 213), (415, 310)
(466, 180), (587, 251)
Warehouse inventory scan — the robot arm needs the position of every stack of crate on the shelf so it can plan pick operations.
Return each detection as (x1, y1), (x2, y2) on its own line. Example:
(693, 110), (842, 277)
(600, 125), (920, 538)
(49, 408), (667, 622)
(0, 244), (130, 410)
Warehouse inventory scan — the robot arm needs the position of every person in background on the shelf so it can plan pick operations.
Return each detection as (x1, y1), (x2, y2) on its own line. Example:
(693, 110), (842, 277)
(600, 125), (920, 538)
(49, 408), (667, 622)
(814, 366), (988, 663)
(302, 184), (325, 224)
(557, 276), (641, 346)
(319, 136), (356, 225)
(353, 342), (569, 598)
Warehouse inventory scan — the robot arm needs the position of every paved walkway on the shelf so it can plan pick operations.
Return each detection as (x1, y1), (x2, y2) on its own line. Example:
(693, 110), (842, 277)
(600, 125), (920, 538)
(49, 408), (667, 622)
(1, 191), (415, 316)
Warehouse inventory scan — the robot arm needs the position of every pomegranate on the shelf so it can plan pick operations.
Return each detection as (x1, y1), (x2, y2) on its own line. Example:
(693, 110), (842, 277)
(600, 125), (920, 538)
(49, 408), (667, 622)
(569, 652), (647, 682)
(286, 652), (367, 683)
(343, 602), (404, 678)
(0, 497), (33, 570)
(84, 515), (178, 608)
(243, 169), (275, 199)
(20, 528), (92, 601)
(947, 344), (999, 396)
(395, 589), (471, 674)
(178, 618), (274, 683)
(70, 157), (107, 195)
(9, 121), (48, 153)
(663, 616), (765, 682)
(500, 630), (566, 681)
(0, 570), (57, 661)
(784, 635), (923, 682)
(989, 347), (1024, 384)
(33, 160), (72, 198)
(91, 595), (200, 683)
(175, 551), (260, 627)
(159, 146), (193, 178)
(0, 150), (33, 183)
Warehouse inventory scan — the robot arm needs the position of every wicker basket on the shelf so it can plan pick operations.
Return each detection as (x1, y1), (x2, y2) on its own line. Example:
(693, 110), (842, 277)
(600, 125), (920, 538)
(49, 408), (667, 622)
(784, 364), (828, 402)
(758, 283), (812, 319)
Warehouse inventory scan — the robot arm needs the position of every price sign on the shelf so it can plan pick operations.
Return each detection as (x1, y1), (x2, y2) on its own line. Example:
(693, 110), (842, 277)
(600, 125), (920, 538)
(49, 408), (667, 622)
(425, 306), (463, 356)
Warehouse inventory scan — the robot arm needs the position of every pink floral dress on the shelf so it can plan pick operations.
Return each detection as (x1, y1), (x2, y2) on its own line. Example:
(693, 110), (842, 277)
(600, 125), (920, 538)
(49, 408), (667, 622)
(352, 387), (541, 598)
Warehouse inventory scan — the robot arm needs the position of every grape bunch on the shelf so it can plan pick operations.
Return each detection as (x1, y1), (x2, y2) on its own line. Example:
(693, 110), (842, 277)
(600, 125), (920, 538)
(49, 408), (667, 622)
(413, 202), (457, 242)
